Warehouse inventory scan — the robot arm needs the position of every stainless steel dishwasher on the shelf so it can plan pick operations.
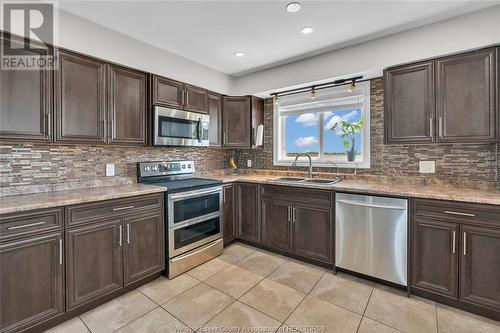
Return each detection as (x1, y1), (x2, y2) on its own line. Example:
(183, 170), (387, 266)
(335, 193), (408, 286)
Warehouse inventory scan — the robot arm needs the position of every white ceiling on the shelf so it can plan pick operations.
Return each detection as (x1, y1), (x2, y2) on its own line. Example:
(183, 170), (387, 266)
(56, 1), (497, 76)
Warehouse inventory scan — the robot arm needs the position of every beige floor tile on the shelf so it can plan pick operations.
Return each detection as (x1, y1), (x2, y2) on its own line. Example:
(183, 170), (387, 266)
(235, 250), (287, 276)
(80, 290), (157, 333)
(44, 317), (89, 333)
(364, 286), (437, 333)
(201, 301), (281, 333)
(268, 260), (325, 293)
(205, 265), (263, 298)
(310, 272), (374, 314)
(437, 305), (500, 333)
(162, 283), (234, 330)
(285, 295), (362, 333)
(219, 243), (255, 263)
(187, 258), (230, 280)
(115, 307), (191, 333)
(357, 317), (401, 333)
(240, 279), (306, 321)
(137, 274), (199, 304)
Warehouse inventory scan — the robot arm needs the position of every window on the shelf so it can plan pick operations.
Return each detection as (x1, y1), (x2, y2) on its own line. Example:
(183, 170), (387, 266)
(273, 81), (370, 168)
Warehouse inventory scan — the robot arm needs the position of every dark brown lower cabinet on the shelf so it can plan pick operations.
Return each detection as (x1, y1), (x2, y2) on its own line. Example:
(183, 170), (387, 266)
(411, 218), (458, 299)
(65, 219), (123, 310)
(460, 225), (500, 311)
(123, 212), (165, 285)
(293, 202), (333, 263)
(237, 183), (260, 242)
(261, 198), (292, 253)
(0, 232), (64, 333)
(223, 185), (236, 245)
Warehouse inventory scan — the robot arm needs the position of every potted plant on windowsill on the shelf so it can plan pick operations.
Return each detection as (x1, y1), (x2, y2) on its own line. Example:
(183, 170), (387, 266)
(331, 120), (364, 162)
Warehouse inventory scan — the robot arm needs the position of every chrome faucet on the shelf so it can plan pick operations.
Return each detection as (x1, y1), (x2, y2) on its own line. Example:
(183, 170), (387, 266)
(291, 153), (317, 178)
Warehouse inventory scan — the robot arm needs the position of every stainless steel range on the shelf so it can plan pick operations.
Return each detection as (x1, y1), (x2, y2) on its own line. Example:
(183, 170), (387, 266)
(137, 160), (223, 278)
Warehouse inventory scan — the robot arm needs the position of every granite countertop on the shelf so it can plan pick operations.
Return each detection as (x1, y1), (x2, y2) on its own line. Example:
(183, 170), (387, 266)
(0, 184), (167, 215)
(214, 174), (500, 206)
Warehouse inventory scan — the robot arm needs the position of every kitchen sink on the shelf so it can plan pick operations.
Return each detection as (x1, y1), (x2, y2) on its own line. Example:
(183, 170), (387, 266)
(270, 177), (341, 185)
(271, 177), (306, 182)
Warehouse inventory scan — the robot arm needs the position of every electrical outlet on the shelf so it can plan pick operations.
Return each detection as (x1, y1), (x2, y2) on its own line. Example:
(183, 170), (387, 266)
(419, 161), (435, 174)
(106, 163), (115, 177)
(247, 160), (252, 168)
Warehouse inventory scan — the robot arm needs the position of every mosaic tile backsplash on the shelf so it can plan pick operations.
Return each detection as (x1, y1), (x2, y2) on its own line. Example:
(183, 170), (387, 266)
(228, 79), (499, 190)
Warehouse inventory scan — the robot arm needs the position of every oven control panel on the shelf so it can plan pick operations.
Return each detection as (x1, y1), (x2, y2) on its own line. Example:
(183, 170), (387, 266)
(138, 160), (194, 177)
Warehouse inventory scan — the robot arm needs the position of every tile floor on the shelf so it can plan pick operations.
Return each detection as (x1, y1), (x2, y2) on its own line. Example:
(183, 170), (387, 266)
(46, 242), (500, 333)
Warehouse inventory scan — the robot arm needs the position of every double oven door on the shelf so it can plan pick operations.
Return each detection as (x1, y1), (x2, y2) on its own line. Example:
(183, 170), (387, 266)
(167, 186), (223, 257)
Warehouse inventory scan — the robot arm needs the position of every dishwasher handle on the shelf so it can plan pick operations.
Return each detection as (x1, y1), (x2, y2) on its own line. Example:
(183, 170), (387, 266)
(336, 199), (407, 210)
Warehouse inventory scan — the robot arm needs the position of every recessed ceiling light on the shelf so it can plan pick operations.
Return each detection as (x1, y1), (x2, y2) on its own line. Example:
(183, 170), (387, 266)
(233, 51), (245, 57)
(300, 26), (314, 34)
(286, 2), (301, 13)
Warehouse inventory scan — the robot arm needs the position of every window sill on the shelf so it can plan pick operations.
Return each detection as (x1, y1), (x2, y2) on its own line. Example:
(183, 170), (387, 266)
(273, 160), (370, 169)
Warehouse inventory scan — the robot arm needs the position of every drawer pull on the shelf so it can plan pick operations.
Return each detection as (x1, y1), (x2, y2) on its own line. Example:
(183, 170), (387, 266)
(7, 221), (46, 230)
(113, 205), (135, 211)
(444, 210), (475, 217)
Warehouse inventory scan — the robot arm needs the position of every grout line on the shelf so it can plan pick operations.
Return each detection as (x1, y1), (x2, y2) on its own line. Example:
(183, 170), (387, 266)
(78, 315), (93, 333)
(435, 302), (439, 333)
(355, 287), (374, 333)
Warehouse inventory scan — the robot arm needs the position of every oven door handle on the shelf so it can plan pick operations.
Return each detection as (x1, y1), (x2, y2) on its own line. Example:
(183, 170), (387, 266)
(171, 239), (223, 262)
(169, 187), (222, 201)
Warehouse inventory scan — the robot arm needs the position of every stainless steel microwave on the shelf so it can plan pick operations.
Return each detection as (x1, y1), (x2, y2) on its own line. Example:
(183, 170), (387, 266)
(153, 106), (209, 147)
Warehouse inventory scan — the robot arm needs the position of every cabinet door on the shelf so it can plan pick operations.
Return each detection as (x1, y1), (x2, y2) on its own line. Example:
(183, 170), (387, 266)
(54, 49), (106, 143)
(223, 185), (236, 245)
(208, 93), (223, 147)
(436, 49), (497, 143)
(237, 183), (260, 243)
(384, 61), (435, 144)
(292, 203), (333, 263)
(0, 232), (63, 333)
(66, 219), (123, 310)
(184, 85), (208, 113)
(152, 75), (183, 108)
(460, 225), (500, 311)
(223, 96), (251, 148)
(123, 212), (165, 285)
(411, 218), (458, 299)
(107, 65), (147, 145)
(261, 198), (292, 253)
(0, 34), (52, 142)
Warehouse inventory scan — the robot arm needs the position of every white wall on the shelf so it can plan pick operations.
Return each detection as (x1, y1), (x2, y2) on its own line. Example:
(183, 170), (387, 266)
(4, 8), (234, 94)
(233, 5), (500, 96)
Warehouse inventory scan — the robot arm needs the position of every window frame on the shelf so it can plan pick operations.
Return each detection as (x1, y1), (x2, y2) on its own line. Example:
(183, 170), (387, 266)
(273, 81), (370, 169)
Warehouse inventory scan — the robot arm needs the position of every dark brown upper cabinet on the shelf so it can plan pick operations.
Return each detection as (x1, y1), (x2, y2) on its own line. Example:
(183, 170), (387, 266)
(208, 93), (223, 147)
(436, 49), (497, 143)
(0, 33), (52, 142)
(152, 75), (184, 109)
(107, 65), (147, 145)
(384, 47), (498, 144)
(184, 84), (208, 113)
(411, 217), (458, 299)
(54, 49), (107, 143)
(223, 96), (264, 148)
(384, 61), (435, 144)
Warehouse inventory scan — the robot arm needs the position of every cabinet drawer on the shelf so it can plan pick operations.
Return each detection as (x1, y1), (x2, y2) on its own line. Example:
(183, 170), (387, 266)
(0, 208), (64, 242)
(412, 199), (500, 227)
(261, 185), (333, 206)
(67, 193), (164, 227)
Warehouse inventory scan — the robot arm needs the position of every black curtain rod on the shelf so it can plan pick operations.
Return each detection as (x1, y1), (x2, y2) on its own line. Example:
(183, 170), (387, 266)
(270, 75), (363, 98)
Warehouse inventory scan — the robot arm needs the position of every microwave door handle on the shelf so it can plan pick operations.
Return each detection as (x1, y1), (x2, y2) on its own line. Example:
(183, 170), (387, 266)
(197, 118), (202, 142)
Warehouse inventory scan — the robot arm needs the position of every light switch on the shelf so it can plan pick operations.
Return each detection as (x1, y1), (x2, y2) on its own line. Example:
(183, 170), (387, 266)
(419, 161), (435, 174)
(106, 163), (115, 176)
(247, 160), (252, 168)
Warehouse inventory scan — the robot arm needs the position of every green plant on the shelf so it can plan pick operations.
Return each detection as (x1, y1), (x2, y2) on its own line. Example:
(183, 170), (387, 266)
(331, 120), (364, 151)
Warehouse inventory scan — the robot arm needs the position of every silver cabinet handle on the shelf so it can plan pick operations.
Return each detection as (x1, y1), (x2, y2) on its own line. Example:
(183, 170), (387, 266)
(113, 205), (135, 211)
(430, 117), (433, 138)
(126, 223), (130, 244)
(287, 206), (291, 222)
(59, 239), (63, 265)
(7, 221), (46, 230)
(452, 230), (456, 254)
(292, 207), (297, 223)
(444, 210), (475, 217)
(463, 232), (466, 256)
(118, 225), (123, 247)
(438, 117), (443, 138)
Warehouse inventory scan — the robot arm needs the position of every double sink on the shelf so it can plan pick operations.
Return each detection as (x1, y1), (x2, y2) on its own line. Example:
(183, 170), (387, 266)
(270, 177), (342, 186)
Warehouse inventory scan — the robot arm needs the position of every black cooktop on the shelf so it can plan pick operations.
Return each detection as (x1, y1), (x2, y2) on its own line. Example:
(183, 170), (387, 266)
(146, 177), (222, 193)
